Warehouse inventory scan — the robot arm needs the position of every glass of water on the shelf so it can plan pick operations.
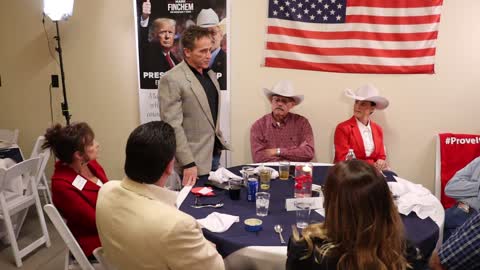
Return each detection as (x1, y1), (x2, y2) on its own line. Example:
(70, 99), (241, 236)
(295, 201), (312, 229)
(255, 192), (270, 217)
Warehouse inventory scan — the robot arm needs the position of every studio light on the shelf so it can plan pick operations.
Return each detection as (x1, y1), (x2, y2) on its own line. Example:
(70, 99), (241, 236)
(43, 0), (74, 21)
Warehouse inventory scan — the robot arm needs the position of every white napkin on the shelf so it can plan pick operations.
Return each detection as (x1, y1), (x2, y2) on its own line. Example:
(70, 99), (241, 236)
(175, 185), (192, 208)
(315, 208), (325, 216)
(208, 167), (242, 184)
(0, 158), (23, 194)
(197, 212), (240, 233)
(388, 177), (438, 220)
(253, 166), (279, 179)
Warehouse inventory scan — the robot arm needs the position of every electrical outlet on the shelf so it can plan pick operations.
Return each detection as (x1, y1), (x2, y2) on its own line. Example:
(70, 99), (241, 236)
(51, 75), (59, 88)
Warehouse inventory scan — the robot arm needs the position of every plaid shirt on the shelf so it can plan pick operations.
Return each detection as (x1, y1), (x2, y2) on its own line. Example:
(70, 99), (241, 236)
(439, 212), (480, 270)
(250, 113), (314, 163)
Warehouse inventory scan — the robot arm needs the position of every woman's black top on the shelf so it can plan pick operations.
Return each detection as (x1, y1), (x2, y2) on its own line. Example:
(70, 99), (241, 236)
(286, 236), (427, 270)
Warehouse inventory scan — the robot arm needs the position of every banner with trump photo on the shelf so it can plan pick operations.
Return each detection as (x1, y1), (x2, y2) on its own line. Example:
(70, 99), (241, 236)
(134, 0), (229, 123)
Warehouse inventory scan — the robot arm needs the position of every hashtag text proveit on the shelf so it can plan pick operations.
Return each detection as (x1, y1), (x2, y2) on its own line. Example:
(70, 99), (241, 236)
(445, 137), (480, 145)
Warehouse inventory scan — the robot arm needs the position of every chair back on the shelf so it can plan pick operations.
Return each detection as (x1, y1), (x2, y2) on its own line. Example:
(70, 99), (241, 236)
(34, 149), (50, 184)
(435, 133), (480, 208)
(43, 204), (95, 270)
(0, 129), (19, 144)
(93, 247), (117, 270)
(29, 135), (53, 204)
(0, 157), (40, 193)
(30, 136), (47, 158)
(30, 136), (51, 184)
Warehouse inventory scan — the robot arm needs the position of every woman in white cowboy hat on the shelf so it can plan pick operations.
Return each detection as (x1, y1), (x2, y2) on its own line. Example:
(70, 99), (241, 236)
(333, 84), (389, 170)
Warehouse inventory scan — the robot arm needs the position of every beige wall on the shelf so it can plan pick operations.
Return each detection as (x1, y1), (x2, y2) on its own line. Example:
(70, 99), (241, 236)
(0, 0), (478, 191)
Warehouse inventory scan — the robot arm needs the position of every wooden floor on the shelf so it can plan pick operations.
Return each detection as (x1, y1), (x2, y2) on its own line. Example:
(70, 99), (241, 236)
(0, 207), (66, 270)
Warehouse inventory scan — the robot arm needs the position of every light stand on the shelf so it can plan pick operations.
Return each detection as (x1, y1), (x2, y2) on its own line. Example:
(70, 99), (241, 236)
(54, 21), (71, 125)
(44, 0), (74, 125)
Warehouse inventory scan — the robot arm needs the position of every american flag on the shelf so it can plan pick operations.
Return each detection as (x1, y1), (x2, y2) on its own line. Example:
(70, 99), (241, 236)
(264, 0), (443, 73)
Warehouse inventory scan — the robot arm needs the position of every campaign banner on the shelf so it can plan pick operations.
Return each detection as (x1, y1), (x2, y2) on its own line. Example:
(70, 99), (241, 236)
(133, 0), (231, 165)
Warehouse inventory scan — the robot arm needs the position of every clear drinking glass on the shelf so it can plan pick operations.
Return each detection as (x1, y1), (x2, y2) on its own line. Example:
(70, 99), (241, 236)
(242, 166), (255, 187)
(255, 192), (270, 217)
(295, 201), (312, 228)
(259, 168), (272, 191)
(279, 161), (290, 180)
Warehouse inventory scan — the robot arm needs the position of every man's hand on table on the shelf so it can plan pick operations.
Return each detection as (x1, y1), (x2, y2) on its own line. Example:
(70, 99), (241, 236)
(183, 166), (198, 186)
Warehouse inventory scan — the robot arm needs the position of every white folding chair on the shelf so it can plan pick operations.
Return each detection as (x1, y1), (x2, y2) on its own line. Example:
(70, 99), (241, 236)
(30, 136), (52, 204)
(43, 204), (103, 270)
(93, 247), (116, 270)
(0, 157), (51, 267)
(0, 129), (19, 144)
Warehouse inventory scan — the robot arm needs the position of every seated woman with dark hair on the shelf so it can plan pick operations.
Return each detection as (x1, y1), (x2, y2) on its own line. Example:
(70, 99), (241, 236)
(286, 160), (425, 270)
(43, 122), (108, 259)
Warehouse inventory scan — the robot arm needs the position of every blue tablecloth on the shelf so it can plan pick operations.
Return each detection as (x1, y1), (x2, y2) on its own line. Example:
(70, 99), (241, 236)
(180, 165), (439, 259)
(0, 147), (23, 163)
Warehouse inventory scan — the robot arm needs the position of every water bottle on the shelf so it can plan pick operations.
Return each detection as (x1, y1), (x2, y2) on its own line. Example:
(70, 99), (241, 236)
(345, 149), (356, 161)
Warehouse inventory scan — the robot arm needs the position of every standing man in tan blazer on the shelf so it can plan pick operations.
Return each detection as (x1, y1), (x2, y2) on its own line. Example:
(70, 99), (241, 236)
(96, 121), (224, 270)
(159, 25), (230, 186)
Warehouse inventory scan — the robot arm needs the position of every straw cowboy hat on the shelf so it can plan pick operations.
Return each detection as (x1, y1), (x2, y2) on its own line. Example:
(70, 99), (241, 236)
(196, 8), (219, 28)
(344, 84), (389, 110)
(263, 80), (304, 105)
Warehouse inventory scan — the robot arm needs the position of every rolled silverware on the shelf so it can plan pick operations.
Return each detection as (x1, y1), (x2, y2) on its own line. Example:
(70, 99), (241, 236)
(190, 203), (224, 209)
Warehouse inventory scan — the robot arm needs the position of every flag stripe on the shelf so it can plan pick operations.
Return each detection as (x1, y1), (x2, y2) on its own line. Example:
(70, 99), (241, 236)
(346, 14), (440, 25)
(266, 42), (436, 58)
(265, 57), (434, 73)
(264, 50), (435, 66)
(268, 26), (438, 41)
(347, 0), (443, 8)
(267, 18), (439, 34)
(267, 34), (437, 50)
(346, 6), (442, 16)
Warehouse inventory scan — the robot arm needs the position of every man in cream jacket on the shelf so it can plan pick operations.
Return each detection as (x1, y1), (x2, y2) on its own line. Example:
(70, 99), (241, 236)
(96, 121), (224, 270)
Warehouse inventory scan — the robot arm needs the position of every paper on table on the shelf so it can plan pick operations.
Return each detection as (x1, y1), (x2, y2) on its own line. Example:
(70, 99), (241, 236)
(197, 212), (240, 233)
(285, 197), (324, 211)
(176, 185), (192, 208)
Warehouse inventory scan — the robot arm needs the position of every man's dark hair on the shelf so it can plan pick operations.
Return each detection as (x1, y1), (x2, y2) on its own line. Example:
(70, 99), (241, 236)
(124, 121), (176, 184)
(181, 25), (211, 51)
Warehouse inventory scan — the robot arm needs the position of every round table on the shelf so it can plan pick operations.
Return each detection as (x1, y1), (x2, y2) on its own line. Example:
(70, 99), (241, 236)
(180, 163), (443, 270)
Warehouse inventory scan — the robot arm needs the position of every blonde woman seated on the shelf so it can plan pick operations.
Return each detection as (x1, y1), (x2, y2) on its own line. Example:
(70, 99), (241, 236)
(333, 84), (389, 171)
(286, 160), (425, 270)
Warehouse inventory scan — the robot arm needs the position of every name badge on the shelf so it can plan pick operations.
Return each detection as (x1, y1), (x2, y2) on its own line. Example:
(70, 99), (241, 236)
(72, 175), (87, 191)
